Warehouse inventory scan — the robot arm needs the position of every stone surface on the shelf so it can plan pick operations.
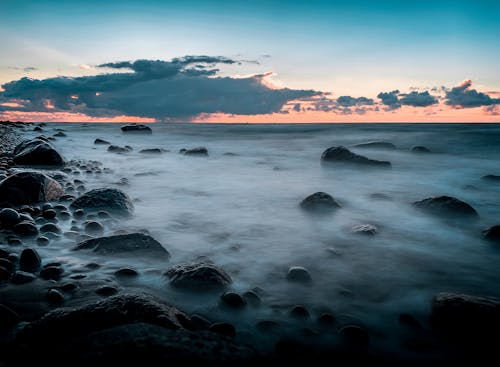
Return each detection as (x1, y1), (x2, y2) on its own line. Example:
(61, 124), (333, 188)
(300, 192), (341, 212)
(70, 188), (134, 216)
(286, 266), (312, 283)
(352, 141), (396, 150)
(321, 146), (391, 167)
(19, 248), (42, 273)
(166, 261), (232, 290)
(413, 196), (478, 218)
(0, 172), (64, 205)
(13, 139), (65, 166)
(483, 225), (500, 242)
(121, 124), (152, 134)
(180, 147), (208, 156)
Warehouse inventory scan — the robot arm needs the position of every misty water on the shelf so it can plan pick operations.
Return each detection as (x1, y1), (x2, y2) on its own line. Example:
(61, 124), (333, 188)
(24, 123), (500, 355)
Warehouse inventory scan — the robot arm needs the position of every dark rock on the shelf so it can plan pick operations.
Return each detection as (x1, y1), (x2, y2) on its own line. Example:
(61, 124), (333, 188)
(47, 289), (65, 304)
(300, 192), (341, 212)
(0, 208), (21, 227)
(86, 262), (101, 269)
(94, 138), (111, 145)
(74, 233), (169, 258)
(19, 248), (41, 273)
(0, 249), (10, 259)
(74, 208), (85, 219)
(0, 172), (64, 205)
(190, 314), (211, 330)
(37, 236), (50, 246)
(42, 209), (57, 219)
(53, 131), (67, 137)
(290, 305), (310, 319)
(60, 282), (78, 292)
(209, 322), (235, 338)
(321, 146), (391, 167)
(369, 193), (392, 200)
(40, 223), (61, 234)
(0, 304), (20, 327)
(353, 141), (396, 150)
(84, 221), (104, 236)
(180, 147), (208, 156)
(165, 261), (232, 290)
(0, 266), (10, 281)
(339, 325), (370, 347)
(483, 225), (500, 242)
(0, 258), (13, 272)
(412, 146), (431, 153)
(11, 270), (37, 284)
(242, 290), (261, 307)
(139, 148), (163, 154)
(351, 224), (378, 235)
(286, 266), (312, 283)
(121, 124), (152, 134)
(107, 145), (131, 153)
(97, 210), (111, 219)
(13, 139), (65, 166)
(481, 174), (500, 182)
(33, 126), (43, 132)
(40, 266), (64, 280)
(399, 313), (422, 330)
(96, 285), (119, 296)
(413, 196), (478, 218)
(58, 211), (71, 220)
(256, 320), (280, 333)
(220, 292), (246, 309)
(317, 313), (336, 326)
(7, 237), (22, 245)
(70, 188), (134, 216)
(115, 268), (139, 277)
(275, 338), (314, 358)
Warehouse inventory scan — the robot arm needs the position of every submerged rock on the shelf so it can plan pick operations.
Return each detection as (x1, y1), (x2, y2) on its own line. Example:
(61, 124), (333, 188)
(209, 322), (236, 338)
(180, 147), (208, 156)
(0, 172), (64, 205)
(70, 188), (134, 216)
(0, 304), (20, 327)
(339, 325), (370, 347)
(481, 174), (500, 182)
(352, 141), (396, 150)
(139, 148), (163, 154)
(13, 139), (65, 166)
(413, 196), (478, 218)
(166, 261), (232, 290)
(321, 146), (391, 167)
(121, 124), (152, 134)
(107, 145), (132, 153)
(94, 138), (110, 145)
(286, 266), (312, 283)
(483, 225), (500, 242)
(74, 233), (169, 258)
(412, 146), (431, 153)
(19, 248), (42, 273)
(220, 292), (246, 309)
(351, 224), (378, 235)
(300, 192), (341, 212)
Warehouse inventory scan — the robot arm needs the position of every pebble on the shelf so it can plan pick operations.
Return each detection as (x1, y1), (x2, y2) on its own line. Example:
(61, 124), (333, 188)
(209, 322), (236, 338)
(95, 285), (119, 296)
(286, 266), (312, 283)
(220, 292), (247, 309)
(19, 248), (42, 273)
(46, 289), (65, 304)
(84, 221), (104, 236)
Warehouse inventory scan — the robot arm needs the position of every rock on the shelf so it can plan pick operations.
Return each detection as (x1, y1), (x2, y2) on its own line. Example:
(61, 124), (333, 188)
(0, 208), (21, 227)
(0, 266), (10, 281)
(107, 145), (132, 153)
(300, 192), (341, 212)
(40, 266), (64, 280)
(96, 285), (119, 296)
(84, 221), (104, 236)
(242, 290), (261, 307)
(42, 209), (57, 219)
(53, 131), (66, 137)
(17, 293), (188, 340)
(40, 223), (61, 234)
(37, 236), (50, 246)
(47, 289), (65, 304)
(11, 270), (37, 284)
(121, 124), (152, 134)
(0, 249), (10, 259)
(317, 313), (336, 326)
(256, 320), (280, 333)
(209, 322), (236, 338)
(413, 196), (478, 218)
(13, 139), (65, 166)
(351, 224), (378, 235)
(165, 261), (232, 290)
(139, 148), (163, 154)
(0, 172), (64, 205)
(19, 248), (41, 273)
(321, 146), (391, 167)
(97, 210), (111, 219)
(339, 325), (370, 347)
(33, 126), (43, 132)
(74, 233), (169, 258)
(0, 258), (13, 272)
(180, 147), (208, 156)
(220, 292), (246, 309)
(70, 188), (134, 216)
(190, 314), (211, 330)
(483, 225), (500, 242)
(0, 304), (20, 327)
(74, 209), (85, 219)
(94, 138), (111, 145)
(399, 313), (422, 330)
(352, 141), (396, 150)
(286, 266), (312, 283)
(60, 282), (78, 292)
(412, 146), (431, 153)
(289, 305), (310, 319)
(115, 268), (139, 277)
(369, 193), (391, 200)
(481, 174), (500, 182)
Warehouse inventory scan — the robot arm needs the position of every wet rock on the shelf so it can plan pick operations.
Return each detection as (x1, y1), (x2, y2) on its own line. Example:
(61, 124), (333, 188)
(413, 196), (478, 218)
(7, 236), (22, 246)
(286, 266), (312, 283)
(97, 210), (111, 219)
(60, 282), (78, 292)
(209, 322), (236, 338)
(190, 314), (211, 330)
(369, 193), (391, 200)
(94, 138), (111, 145)
(107, 145), (132, 153)
(42, 209), (57, 219)
(483, 225), (500, 242)
(19, 248), (41, 273)
(58, 211), (71, 220)
(0, 172), (64, 205)
(300, 192), (341, 212)
(11, 270), (37, 284)
(0, 258), (13, 272)
(399, 313), (422, 330)
(220, 292), (246, 309)
(37, 236), (50, 246)
(256, 320), (280, 333)
(115, 268), (139, 277)
(352, 141), (396, 150)
(70, 188), (134, 216)
(0, 304), (20, 327)
(0, 266), (10, 281)
(96, 285), (119, 296)
(0, 208), (21, 227)
(317, 313), (336, 326)
(321, 146), (391, 167)
(47, 289), (65, 304)
(0, 249), (10, 259)
(86, 262), (101, 269)
(84, 221), (104, 236)
(74, 208), (85, 219)
(180, 147), (208, 156)
(121, 124), (152, 134)
(13, 139), (65, 166)
(289, 305), (310, 319)
(53, 131), (66, 137)
(242, 290), (261, 307)
(40, 266), (64, 280)
(166, 261), (232, 290)
(74, 233), (169, 258)
(481, 174), (500, 182)
(40, 223), (61, 234)
(351, 224), (378, 235)
(139, 148), (163, 154)
(412, 146), (431, 153)
(339, 325), (370, 347)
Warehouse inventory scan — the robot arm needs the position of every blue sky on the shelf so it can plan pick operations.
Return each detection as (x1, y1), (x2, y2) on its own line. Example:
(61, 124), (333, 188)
(0, 0), (499, 122)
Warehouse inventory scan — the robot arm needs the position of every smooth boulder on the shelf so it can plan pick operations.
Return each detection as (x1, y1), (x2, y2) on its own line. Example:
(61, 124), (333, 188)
(13, 139), (65, 166)
(94, 138), (110, 145)
(166, 261), (232, 290)
(413, 196), (478, 218)
(482, 225), (500, 242)
(300, 192), (341, 212)
(70, 188), (134, 216)
(321, 146), (391, 167)
(0, 172), (64, 205)
(121, 124), (152, 134)
(352, 141), (396, 150)
(180, 147), (208, 156)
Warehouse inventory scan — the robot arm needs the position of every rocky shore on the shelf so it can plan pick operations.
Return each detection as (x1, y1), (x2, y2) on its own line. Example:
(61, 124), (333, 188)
(1, 122), (500, 366)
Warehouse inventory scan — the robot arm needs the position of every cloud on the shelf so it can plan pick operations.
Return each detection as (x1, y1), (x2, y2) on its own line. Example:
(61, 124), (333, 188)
(23, 67), (37, 72)
(377, 90), (401, 109)
(399, 91), (438, 107)
(1, 56), (319, 120)
(336, 96), (374, 107)
(445, 80), (500, 107)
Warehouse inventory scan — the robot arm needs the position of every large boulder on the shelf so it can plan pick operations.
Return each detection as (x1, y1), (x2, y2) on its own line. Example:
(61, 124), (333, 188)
(165, 261), (232, 290)
(13, 139), (65, 166)
(73, 233), (169, 258)
(0, 172), (64, 205)
(482, 225), (500, 242)
(300, 192), (341, 212)
(413, 196), (478, 218)
(70, 188), (133, 216)
(321, 146), (391, 167)
(481, 174), (500, 182)
(180, 147), (208, 156)
(121, 124), (152, 134)
(352, 141), (396, 150)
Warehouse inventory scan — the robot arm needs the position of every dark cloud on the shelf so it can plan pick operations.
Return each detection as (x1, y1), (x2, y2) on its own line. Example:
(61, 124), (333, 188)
(23, 67), (37, 72)
(377, 90), (400, 109)
(445, 80), (500, 108)
(1, 57), (318, 120)
(293, 103), (301, 112)
(399, 91), (438, 107)
(336, 96), (374, 107)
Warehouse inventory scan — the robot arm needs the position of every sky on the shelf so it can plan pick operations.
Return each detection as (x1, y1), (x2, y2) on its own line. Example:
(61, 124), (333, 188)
(0, 0), (499, 122)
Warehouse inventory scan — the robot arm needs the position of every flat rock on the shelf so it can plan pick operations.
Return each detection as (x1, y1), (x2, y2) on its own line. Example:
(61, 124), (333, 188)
(352, 141), (396, 150)
(13, 139), (65, 166)
(481, 174), (500, 182)
(94, 138), (110, 145)
(121, 124), (152, 134)
(139, 148), (163, 154)
(412, 146), (431, 153)
(0, 172), (64, 205)
(166, 261), (232, 290)
(73, 233), (169, 258)
(413, 196), (478, 218)
(11, 270), (37, 284)
(70, 188), (134, 216)
(108, 145), (132, 153)
(321, 146), (391, 167)
(180, 147), (208, 156)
